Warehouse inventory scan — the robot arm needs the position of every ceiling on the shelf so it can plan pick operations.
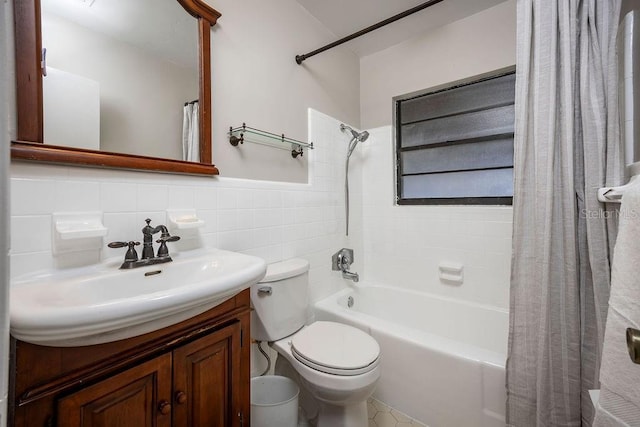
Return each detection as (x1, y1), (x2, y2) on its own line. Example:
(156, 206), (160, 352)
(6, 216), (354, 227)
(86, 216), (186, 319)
(296, 0), (509, 57)
(40, 0), (508, 67)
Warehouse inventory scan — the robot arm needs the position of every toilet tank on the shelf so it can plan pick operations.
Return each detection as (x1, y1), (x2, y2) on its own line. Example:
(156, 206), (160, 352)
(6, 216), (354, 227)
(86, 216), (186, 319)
(250, 258), (309, 342)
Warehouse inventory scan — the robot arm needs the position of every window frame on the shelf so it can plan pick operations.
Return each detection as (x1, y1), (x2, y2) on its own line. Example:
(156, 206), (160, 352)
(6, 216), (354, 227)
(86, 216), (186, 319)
(393, 66), (516, 206)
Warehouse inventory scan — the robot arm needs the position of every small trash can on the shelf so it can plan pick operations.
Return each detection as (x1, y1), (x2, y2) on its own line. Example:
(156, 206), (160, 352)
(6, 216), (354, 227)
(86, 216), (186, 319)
(251, 375), (299, 427)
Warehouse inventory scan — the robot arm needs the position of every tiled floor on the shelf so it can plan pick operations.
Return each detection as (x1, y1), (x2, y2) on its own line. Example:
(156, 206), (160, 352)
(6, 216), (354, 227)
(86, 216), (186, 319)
(293, 397), (427, 427)
(367, 398), (428, 427)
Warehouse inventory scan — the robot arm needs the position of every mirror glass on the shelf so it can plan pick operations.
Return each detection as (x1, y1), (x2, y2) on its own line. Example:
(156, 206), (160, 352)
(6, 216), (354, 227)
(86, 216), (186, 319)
(40, 0), (199, 162)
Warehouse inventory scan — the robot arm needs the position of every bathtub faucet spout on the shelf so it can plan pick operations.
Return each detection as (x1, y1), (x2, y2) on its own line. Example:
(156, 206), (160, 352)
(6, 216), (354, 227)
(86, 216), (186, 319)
(342, 270), (359, 282)
(332, 248), (360, 282)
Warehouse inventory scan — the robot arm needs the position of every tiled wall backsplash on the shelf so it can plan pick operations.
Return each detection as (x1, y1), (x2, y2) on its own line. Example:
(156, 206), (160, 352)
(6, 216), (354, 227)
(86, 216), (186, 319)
(9, 114), (512, 311)
(361, 127), (513, 309)
(9, 110), (363, 305)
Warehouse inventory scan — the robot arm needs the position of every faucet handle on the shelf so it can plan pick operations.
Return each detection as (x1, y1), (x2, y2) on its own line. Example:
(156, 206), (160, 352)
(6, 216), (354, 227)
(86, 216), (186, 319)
(156, 235), (180, 257)
(331, 248), (359, 282)
(156, 235), (180, 244)
(108, 241), (140, 262)
(107, 241), (128, 248)
(332, 248), (354, 272)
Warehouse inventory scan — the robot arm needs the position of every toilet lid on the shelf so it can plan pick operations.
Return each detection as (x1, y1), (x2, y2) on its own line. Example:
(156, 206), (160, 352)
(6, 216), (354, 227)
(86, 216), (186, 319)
(291, 321), (380, 375)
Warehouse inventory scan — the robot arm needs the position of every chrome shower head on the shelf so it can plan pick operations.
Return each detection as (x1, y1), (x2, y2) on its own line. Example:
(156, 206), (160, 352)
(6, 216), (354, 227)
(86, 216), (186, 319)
(340, 124), (369, 143)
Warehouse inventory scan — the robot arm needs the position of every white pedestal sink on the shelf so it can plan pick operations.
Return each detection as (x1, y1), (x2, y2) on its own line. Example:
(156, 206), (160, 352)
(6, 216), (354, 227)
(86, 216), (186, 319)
(10, 248), (267, 346)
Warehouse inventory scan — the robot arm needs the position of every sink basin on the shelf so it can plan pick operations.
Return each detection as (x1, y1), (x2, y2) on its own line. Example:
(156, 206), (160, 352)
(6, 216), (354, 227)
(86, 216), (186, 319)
(10, 248), (267, 347)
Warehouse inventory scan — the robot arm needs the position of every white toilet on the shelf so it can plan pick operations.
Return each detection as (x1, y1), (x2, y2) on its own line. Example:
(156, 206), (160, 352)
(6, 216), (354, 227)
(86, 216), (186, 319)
(250, 258), (380, 427)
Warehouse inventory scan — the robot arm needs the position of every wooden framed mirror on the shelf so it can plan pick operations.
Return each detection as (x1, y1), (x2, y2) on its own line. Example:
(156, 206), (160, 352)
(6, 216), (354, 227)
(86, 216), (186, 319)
(12, 0), (221, 175)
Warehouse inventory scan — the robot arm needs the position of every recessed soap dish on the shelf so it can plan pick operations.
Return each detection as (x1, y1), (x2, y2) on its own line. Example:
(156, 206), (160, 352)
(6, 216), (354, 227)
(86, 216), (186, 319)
(55, 219), (108, 240)
(53, 212), (107, 240)
(172, 216), (205, 229)
(438, 261), (464, 285)
(52, 212), (108, 255)
(167, 209), (205, 230)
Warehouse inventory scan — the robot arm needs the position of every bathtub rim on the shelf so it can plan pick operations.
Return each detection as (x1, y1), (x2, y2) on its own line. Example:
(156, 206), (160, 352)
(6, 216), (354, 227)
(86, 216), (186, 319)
(313, 285), (507, 368)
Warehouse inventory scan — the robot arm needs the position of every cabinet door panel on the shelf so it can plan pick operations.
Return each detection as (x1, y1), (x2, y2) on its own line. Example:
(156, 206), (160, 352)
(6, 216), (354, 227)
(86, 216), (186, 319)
(173, 322), (241, 427)
(57, 353), (172, 427)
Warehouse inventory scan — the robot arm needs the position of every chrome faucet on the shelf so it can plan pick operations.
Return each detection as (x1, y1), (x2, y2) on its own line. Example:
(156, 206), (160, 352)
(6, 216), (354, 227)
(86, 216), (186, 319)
(332, 248), (359, 282)
(108, 218), (180, 269)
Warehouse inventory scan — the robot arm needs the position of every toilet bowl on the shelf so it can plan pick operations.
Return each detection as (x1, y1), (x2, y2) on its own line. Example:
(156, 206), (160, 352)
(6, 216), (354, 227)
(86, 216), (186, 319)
(250, 259), (380, 427)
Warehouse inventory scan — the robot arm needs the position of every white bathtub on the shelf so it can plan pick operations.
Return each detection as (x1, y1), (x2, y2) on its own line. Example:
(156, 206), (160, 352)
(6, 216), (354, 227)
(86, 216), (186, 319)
(314, 285), (508, 427)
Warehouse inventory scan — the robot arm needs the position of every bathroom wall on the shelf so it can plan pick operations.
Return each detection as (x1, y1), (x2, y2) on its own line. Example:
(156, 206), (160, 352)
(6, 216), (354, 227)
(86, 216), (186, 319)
(9, 0), (363, 290)
(208, 0), (360, 183)
(35, 0), (362, 185)
(1, 0), (13, 424)
(360, 0), (516, 129)
(8, 0), (363, 394)
(361, 127), (512, 308)
(10, 109), (362, 305)
(358, 1), (516, 309)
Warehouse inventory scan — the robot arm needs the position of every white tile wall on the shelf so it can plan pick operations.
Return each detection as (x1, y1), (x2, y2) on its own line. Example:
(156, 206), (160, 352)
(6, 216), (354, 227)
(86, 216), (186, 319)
(9, 115), (511, 311)
(361, 126), (513, 309)
(9, 109), (363, 306)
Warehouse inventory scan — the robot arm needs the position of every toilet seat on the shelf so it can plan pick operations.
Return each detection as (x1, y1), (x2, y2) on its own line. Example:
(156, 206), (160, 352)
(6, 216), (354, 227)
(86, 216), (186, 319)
(290, 321), (380, 376)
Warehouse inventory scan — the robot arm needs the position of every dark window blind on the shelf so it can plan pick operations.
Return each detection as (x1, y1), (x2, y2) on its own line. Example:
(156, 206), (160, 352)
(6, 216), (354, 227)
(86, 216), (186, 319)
(396, 71), (515, 205)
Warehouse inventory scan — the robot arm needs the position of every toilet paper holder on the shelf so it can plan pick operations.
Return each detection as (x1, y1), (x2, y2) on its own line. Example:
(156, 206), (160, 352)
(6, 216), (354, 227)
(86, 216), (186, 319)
(626, 327), (640, 364)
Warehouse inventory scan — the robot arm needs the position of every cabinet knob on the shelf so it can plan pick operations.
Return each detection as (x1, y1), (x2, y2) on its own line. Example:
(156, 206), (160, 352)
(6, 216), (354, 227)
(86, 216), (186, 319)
(158, 400), (171, 415)
(175, 391), (187, 404)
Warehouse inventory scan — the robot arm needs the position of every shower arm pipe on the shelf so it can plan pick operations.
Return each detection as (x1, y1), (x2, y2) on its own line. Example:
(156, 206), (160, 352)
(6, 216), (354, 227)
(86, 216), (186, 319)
(295, 0), (445, 65)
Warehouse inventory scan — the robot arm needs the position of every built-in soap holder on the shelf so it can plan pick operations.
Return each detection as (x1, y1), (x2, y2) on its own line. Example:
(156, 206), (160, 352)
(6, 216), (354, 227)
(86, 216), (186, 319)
(439, 261), (464, 285)
(167, 209), (205, 231)
(52, 212), (108, 255)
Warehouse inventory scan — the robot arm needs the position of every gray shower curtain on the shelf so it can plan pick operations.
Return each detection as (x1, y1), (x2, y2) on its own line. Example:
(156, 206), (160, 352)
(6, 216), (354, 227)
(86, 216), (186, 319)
(507, 1), (622, 426)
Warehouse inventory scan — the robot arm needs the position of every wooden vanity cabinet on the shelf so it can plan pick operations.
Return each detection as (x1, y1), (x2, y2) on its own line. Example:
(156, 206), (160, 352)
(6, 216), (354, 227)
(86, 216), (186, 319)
(57, 353), (173, 427)
(172, 321), (242, 426)
(9, 289), (251, 427)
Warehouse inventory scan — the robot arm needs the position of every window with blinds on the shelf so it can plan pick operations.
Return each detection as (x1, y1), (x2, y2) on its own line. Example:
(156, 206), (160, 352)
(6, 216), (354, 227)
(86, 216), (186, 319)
(395, 70), (515, 205)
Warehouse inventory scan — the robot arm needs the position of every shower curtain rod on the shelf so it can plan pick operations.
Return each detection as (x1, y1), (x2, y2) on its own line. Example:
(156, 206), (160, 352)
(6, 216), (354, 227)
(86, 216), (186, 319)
(295, 0), (445, 65)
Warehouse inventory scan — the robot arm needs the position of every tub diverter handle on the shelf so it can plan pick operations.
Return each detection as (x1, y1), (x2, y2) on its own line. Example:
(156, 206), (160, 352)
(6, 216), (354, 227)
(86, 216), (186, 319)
(332, 248), (360, 282)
